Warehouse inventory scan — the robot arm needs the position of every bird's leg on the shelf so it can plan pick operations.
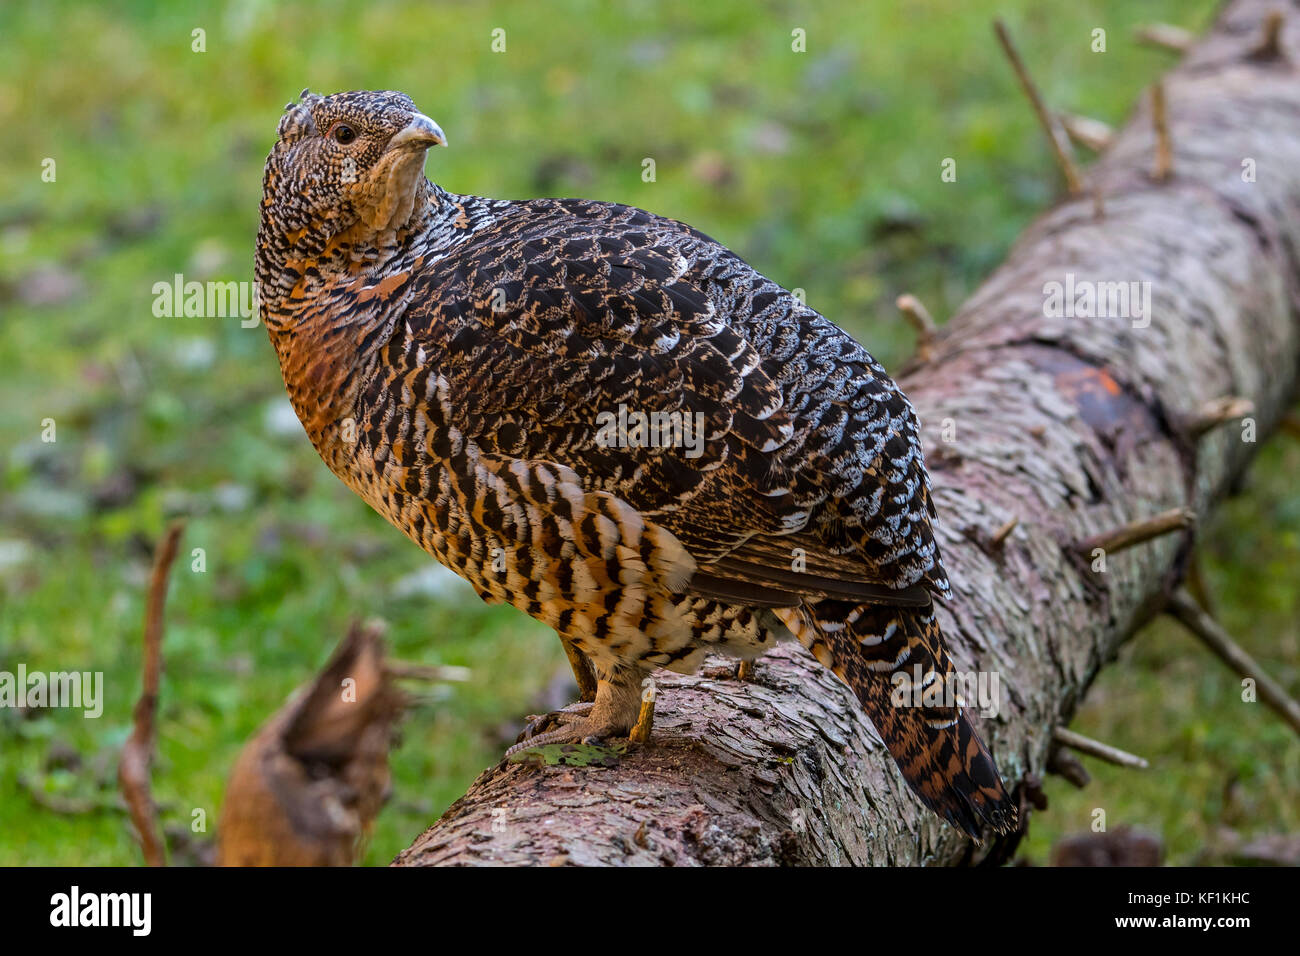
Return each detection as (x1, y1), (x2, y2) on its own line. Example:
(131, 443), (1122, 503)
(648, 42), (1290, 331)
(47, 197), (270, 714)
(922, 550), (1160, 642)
(735, 659), (755, 681)
(505, 669), (645, 756)
(560, 636), (598, 704)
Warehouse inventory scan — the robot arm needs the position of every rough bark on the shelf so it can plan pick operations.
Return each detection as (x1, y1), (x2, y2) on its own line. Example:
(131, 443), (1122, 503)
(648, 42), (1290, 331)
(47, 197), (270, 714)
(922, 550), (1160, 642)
(394, 0), (1300, 867)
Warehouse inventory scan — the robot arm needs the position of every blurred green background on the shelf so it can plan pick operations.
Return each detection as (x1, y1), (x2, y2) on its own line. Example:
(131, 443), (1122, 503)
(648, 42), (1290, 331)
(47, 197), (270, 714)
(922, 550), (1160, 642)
(1, 0), (1296, 866)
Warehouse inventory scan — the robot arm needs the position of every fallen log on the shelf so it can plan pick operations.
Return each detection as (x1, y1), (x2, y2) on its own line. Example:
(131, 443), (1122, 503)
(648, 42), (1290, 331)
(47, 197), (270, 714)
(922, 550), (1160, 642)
(395, 0), (1300, 866)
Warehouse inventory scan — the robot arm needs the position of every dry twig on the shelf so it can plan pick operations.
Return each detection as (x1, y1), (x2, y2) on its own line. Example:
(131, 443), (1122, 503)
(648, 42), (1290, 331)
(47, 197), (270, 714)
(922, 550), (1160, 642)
(1167, 590), (1300, 737)
(989, 516), (1019, 549)
(1134, 23), (1195, 53)
(1151, 82), (1174, 182)
(1061, 113), (1114, 153)
(1184, 396), (1254, 437)
(118, 521), (184, 867)
(1051, 727), (1149, 769)
(896, 293), (938, 363)
(993, 18), (1083, 194)
(1075, 507), (1194, 556)
(1247, 9), (1286, 60)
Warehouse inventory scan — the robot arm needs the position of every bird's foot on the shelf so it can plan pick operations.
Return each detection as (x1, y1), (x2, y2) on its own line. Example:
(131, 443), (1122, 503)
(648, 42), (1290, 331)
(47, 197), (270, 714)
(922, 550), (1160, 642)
(504, 675), (649, 757)
(504, 706), (626, 756)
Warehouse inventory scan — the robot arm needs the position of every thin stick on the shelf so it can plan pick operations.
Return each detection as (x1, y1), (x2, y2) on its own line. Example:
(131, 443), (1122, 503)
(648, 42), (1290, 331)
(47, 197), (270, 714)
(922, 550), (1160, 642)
(993, 18), (1083, 195)
(1134, 23), (1194, 53)
(1151, 82), (1174, 182)
(118, 521), (184, 867)
(1185, 396), (1254, 437)
(1168, 590), (1300, 737)
(1248, 10), (1285, 60)
(1075, 507), (1194, 556)
(1061, 113), (1114, 153)
(1051, 727), (1149, 769)
(896, 293), (938, 363)
(989, 516), (1019, 549)
(383, 660), (472, 682)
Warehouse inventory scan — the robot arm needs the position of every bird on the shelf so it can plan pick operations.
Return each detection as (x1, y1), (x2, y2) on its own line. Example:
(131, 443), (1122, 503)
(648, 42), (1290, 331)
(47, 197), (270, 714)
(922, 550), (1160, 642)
(255, 89), (1017, 839)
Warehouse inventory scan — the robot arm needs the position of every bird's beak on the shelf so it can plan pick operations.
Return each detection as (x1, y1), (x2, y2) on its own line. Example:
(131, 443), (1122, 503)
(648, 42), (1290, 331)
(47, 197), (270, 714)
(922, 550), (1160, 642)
(389, 113), (447, 150)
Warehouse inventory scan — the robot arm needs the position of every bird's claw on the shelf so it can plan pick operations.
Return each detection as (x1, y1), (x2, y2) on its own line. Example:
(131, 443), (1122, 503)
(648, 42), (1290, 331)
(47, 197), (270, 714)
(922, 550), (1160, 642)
(514, 701), (595, 744)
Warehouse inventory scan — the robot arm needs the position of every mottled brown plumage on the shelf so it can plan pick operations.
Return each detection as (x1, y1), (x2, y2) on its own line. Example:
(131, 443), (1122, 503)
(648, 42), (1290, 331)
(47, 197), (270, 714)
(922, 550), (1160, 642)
(256, 89), (1016, 838)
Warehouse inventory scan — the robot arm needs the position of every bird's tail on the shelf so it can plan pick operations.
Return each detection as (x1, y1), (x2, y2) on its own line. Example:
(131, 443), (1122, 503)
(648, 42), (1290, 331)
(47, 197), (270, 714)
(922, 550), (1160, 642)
(774, 600), (1017, 839)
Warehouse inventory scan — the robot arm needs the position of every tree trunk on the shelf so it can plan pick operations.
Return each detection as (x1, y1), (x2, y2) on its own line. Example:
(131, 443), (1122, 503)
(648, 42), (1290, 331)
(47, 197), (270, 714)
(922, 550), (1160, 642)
(394, 0), (1300, 867)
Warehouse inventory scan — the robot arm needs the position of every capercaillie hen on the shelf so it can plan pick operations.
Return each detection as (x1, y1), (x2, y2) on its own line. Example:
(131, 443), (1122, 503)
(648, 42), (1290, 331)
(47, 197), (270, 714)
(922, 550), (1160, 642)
(256, 89), (1017, 839)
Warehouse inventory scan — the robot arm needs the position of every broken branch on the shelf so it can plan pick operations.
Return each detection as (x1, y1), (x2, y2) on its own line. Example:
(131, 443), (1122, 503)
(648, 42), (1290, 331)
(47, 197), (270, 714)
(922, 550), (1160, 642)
(1167, 589), (1300, 737)
(989, 516), (1020, 549)
(1061, 113), (1115, 153)
(1184, 395), (1255, 437)
(1134, 23), (1195, 53)
(1247, 9), (1286, 60)
(993, 18), (1084, 195)
(383, 660), (472, 683)
(1151, 82), (1174, 182)
(896, 293), (938, 363)
(1051, 727), (1150, 770)
(1075, 507), (1195, 557)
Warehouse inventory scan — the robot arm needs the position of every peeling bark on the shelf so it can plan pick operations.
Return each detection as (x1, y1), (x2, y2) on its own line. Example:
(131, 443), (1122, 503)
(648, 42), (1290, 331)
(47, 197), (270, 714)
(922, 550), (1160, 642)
(395, 0), (1300, 867)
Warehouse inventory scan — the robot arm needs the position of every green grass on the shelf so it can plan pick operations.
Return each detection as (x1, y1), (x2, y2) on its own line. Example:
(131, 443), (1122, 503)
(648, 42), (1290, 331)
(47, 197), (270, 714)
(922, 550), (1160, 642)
(3, 0), (1293, 867)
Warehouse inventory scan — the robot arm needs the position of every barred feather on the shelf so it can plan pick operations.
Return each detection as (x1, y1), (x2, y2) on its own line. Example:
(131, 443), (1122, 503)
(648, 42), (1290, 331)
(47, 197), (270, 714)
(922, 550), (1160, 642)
(776, 601), (1016, 838)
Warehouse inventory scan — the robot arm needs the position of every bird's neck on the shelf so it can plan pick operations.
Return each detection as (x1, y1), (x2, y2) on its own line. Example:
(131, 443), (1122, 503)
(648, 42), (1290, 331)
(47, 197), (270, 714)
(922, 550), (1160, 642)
(256, 180), (501, 323)
(258, 181), (503, 474)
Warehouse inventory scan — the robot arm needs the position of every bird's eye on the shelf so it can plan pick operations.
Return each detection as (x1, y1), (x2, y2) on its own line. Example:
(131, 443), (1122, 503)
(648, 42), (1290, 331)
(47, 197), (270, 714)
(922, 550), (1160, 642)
(331, 123), (357, 145)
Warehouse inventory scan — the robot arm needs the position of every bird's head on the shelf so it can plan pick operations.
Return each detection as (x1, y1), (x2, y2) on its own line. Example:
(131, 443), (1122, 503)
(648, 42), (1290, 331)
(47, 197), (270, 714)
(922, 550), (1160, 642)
(257, 89), (447, 288)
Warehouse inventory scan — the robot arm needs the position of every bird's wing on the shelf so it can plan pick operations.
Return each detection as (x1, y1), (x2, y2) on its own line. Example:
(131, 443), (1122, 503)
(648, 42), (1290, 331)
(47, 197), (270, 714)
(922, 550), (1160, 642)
(386, 198), (941, 607)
